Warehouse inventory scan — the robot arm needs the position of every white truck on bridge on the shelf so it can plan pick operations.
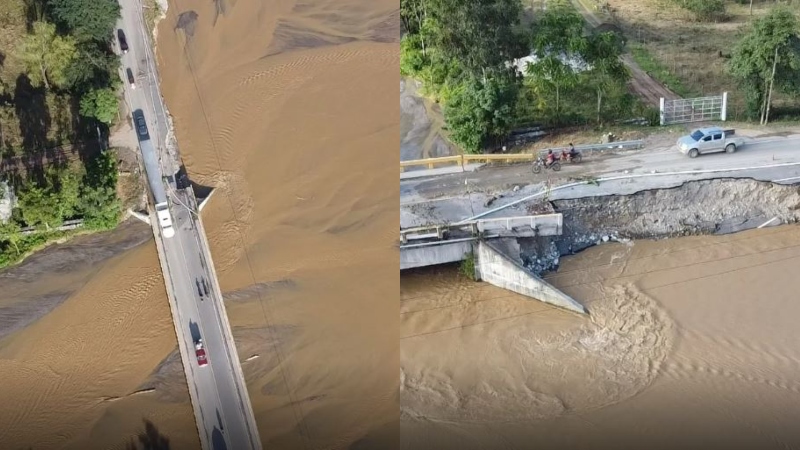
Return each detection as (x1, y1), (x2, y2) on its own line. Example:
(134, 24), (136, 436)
(133, 108), (175, 238)
(677, 127), (744, 158)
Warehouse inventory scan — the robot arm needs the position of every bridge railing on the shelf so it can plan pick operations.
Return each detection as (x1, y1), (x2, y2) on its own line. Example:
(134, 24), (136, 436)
(401, 214), (564, 245)
(400, 140), (645, 172)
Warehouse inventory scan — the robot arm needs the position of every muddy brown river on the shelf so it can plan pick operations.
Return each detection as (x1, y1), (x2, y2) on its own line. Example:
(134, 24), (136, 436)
(401, 225), (800, 450)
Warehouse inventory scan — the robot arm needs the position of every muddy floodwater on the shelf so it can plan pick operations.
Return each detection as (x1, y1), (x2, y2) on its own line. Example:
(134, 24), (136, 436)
(401, 225), (800, 450)
(0, 0), (398, 448)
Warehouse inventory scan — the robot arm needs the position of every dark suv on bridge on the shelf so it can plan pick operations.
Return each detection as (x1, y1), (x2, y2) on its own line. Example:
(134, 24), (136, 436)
(117, 29), (128, 54)
(132, 109), (150, 141)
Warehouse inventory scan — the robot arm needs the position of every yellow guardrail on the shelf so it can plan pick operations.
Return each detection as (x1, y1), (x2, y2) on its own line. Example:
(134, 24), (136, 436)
(400, 155), (464, 171)
(464, 154), (535, 163)
(400, 153), (534, 172)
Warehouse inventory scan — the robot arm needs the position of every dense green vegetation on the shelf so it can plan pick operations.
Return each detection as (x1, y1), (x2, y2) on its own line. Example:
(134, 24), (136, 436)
(0, 0), (125, 267)
(401, 0), (634, 153)
(727, 6), (800, 123)
(402, 0), (800, 152)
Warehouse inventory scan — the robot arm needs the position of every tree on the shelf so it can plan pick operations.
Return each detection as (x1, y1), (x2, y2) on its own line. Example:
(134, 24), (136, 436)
(17, 181), (63, 229)
(401, 0), (426, 35)
(49, 165), (83, 219)
(727, 7), (800, 124)
(401, 33), (428, 76)
(65, 41), (120, 92)
(18, 21), (78, 89)
(78, 150), (121, 229)
(48, 0), (121, 42)
(79, 87), (118, 124)
(0, 220), (23, 256)
(425, 0), (527, 77)
(527, 3), (588, 123)
(526, 55), (580, 123)
(79, 184), (120, 229)
(444, 71), (520, 153)
(584, 32), (630, 124)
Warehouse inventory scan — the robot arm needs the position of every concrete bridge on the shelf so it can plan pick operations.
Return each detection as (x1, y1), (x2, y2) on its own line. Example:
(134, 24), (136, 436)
(400, 213), (588, 315)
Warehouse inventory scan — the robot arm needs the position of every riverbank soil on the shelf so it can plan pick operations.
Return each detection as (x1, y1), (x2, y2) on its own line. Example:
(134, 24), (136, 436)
(401, 77), (457, 162)
(402, 224), (800, 449)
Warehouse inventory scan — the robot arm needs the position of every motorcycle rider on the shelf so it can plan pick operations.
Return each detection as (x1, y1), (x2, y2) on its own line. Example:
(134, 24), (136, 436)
(545, 149), (556, 167)
(560, 147), (571, 162)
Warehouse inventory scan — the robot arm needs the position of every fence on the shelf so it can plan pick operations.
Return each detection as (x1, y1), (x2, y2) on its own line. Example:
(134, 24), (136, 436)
(18, 219), (84, 236)
(660, 92), (727, 126)
(400, 140), (645, 172)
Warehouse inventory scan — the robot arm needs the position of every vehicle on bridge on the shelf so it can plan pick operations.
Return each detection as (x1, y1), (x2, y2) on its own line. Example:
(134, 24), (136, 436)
(132, 108), (175, 238)
(117, 29), (128, 54)
(195, 339), (208, 367)
(677, 127), (744, 158)
(126, 67), (136, 90)
(133, 109), (150, 141)
(155, 203), (175, 238)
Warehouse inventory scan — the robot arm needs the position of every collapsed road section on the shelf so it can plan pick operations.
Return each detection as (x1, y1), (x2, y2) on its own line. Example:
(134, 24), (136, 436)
(401, 177), (800, 314)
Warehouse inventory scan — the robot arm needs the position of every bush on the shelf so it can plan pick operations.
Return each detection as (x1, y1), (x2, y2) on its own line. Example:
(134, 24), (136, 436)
(680, 0), (726, 22)
(401, 34), (427, 77)
(459, 251), (476, 280)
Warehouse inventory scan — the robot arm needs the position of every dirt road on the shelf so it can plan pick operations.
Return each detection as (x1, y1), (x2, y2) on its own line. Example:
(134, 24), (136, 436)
(569, 0), (680, 106)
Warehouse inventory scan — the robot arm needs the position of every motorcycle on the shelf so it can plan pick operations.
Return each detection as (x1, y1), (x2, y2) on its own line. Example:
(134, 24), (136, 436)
(559, 149), (582, 164)
(531, 156), (561, 174)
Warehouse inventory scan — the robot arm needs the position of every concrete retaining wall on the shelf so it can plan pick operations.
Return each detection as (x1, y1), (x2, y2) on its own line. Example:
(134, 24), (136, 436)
(477, 214), (563, 237)
(475, 239), (587, 315)
(400, 239), (475, 270)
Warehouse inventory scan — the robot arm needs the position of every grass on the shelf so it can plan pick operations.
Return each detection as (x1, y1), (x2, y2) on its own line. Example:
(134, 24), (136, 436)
(459, 251), (477, 280)
(629, 43), (696, 98)
(602, 0), (800, 121)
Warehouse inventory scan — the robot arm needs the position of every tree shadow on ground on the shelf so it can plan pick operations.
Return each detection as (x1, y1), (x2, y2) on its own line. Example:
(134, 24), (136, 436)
(14, 74), (50, 153)
(0, 51), (15, 160)
(126, 419), (171, 450)
(14, 74), (51, 181)
(21, 0), (47, 32)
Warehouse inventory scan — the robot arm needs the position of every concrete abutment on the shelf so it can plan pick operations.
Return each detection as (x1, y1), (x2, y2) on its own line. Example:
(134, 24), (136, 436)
(474, 240), (588, 315)
(400, 237), (588, 315)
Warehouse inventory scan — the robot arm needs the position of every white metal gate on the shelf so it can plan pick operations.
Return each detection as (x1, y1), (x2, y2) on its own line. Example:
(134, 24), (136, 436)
(660, 92), (728, 126)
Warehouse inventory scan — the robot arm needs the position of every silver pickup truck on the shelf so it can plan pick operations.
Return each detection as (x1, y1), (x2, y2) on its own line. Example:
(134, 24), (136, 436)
(677, 127), (744, 158)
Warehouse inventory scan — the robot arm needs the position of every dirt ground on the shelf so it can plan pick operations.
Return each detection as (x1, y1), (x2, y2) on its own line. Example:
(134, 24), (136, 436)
(586, 0), (800, 118)
(570, 0), (680, 106)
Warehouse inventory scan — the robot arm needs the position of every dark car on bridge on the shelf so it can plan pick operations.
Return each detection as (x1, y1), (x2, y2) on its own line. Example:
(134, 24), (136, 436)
(126, 67), (136, 89)
(132, 109), (150, 141)
(117, 29), (128, 54)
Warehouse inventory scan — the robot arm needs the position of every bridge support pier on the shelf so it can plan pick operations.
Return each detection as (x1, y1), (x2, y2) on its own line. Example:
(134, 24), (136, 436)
(197, 188), (216, 212)
(128, 208), (151, 225)
(475, 239), (588, 315)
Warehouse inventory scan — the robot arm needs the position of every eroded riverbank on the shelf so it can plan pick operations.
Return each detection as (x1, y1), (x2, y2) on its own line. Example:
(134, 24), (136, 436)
(516, 178), (800, 275)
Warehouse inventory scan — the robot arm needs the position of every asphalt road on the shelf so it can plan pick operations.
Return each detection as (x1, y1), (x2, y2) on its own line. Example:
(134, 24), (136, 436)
(401, 133), (800, 227)
(116, 2), (261, 449)
(402, 133), (800, 202)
